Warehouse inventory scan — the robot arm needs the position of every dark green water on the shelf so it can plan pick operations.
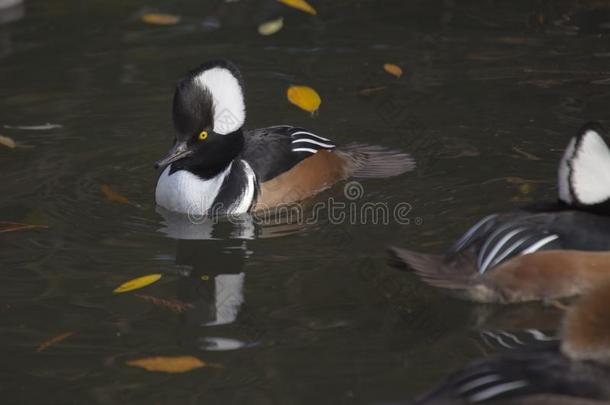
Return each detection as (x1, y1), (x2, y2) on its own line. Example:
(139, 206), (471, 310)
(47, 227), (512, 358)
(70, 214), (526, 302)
(1, 0), (609, 403)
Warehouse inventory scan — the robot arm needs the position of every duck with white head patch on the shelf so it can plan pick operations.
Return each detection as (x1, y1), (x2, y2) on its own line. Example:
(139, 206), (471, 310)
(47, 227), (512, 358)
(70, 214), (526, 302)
(155, 60), (415, 216)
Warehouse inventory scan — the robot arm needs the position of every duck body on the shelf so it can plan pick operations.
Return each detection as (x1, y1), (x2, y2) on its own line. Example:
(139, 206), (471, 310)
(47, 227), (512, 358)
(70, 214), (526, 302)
(154, 61), (414, 216)
(391, 207), (610, 303)
(390, 122), (610, 303)
(155, 124), (412, 216)
(413, 344), (610, 404)
(413, 282), (610, 404)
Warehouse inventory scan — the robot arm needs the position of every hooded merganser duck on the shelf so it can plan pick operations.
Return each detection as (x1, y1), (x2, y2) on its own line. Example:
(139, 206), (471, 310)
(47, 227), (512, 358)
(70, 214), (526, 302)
(390, 122), (610, 303)
(154, 60), (415, 216)
(412, 281), (610, 404)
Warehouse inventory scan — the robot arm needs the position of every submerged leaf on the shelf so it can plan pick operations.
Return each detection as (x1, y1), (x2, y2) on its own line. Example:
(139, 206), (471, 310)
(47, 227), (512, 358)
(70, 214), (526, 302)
(356, 86), (387, 96)
(277, 0), (317, 15)
(36, 331), (76, 353)
(114, 274), (162, 294)
(383, 63), (403, 78)
(512, 146), (541, 161)
(0, 221), (48, 233)
(141, 13), (181, 25)
(135, 294), (193, 313)
(0, 135), (16, 149)
(101, 184), (131, 205)
(126, 356), (221, 373)
(258, 17), (284, 36)
(519, 183), (534, 195)
(287, 86), (321, 113)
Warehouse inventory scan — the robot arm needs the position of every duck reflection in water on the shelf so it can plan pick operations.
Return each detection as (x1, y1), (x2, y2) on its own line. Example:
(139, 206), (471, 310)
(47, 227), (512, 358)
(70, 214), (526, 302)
(156, 207), (304, 349)
(0, 0), (24, 59)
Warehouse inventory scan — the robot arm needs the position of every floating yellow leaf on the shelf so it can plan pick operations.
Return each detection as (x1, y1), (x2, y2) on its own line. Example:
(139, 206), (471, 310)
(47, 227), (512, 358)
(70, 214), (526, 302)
(0, 135), (16, 149)
(101, 184), (130, 205)
(36, 331), (76, 353)
(277, 0), (317, 15)
(141, 13), (181, 25)
(114, 274), (162, 294)
(0, 221), (48, 233)
(126, 355), (221, 373)
(383, 63), (403, 78)
(258, 17), (284, 36)
(287, 85), (321, 114)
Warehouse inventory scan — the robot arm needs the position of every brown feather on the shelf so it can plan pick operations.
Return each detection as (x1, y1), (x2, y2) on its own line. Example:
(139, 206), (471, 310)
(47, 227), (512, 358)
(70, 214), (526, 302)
(561, 281), (610, 365)
(387, 246), (497, 301)
(487, 250), (610, 303)
(253, 144), (413, 211)
(254, 150), (348, 210)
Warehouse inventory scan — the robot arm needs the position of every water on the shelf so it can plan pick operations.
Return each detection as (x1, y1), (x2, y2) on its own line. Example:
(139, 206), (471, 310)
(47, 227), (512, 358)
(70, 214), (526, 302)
(1, 0), (609, 403)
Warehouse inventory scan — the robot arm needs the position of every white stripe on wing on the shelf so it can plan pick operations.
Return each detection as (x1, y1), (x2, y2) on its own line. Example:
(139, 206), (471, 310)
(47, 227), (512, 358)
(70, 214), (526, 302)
(291, 130), (332, 142)
(291, 138), (335, 148)
(292, 147), (318, 154)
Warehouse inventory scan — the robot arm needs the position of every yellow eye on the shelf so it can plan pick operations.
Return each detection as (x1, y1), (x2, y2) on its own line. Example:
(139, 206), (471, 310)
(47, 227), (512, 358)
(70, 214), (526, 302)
(198, 130), (208, 141)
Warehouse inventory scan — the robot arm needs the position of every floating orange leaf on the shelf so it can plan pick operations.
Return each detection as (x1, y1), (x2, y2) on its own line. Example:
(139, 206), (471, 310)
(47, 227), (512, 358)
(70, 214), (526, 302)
(101, 184), (130, 205)
(126, 356), (221, 373)
(114, 274), (162, 294)
(0, 221), (48, 233)
(383, 63), (403, 78)
(36, 331), (76, 353)
(141, 13), (181, 25)
(277, 0), (317, 15)
(0, 135), (16, 149)
(258, 17), (284, 36)
(287, 85), (321, 114)
(135, 294), (193, 313)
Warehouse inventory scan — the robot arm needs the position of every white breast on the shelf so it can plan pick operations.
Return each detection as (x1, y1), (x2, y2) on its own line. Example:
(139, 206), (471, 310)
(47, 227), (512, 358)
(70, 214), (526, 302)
(155, 163), (232, 215)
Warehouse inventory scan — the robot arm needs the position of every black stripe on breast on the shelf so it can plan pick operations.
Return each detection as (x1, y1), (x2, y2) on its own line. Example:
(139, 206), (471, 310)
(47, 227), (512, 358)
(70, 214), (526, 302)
(211, 161), (258, 214)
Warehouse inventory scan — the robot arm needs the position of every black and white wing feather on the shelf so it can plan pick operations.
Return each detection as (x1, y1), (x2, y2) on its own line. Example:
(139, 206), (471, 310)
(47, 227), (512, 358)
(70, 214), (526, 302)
(289, 128), (336, 154)
(242, 126), (336, 182)
(448, 213), (563, 274)
(413, 347), (608, 404)
(478, 329), (559, 351)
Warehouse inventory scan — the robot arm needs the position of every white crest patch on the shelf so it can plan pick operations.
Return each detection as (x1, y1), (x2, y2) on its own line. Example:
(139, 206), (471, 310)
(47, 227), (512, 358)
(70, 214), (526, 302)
(569, 130), (610, 205)
(194, 67), (245, 135)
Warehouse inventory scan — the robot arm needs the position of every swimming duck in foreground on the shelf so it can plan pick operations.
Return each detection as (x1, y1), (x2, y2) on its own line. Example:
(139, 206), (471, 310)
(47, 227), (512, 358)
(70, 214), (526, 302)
(390, 122), (610, 303)
(413, 281), (610, 404)
(154, 60), (414, 216)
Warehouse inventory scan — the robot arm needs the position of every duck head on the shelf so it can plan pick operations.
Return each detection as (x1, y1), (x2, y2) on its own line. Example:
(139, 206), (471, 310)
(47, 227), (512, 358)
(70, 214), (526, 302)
(155, 60), (246, 178)
(559, 122), (610, 209)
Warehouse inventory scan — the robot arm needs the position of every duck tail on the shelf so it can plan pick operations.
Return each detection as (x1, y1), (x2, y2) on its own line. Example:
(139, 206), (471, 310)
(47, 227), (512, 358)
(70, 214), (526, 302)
(337, 144), (415, 179)
(388, 246), (474, 291)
